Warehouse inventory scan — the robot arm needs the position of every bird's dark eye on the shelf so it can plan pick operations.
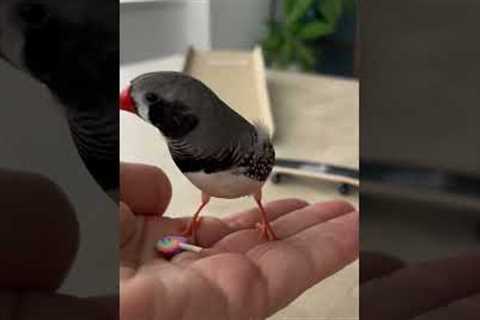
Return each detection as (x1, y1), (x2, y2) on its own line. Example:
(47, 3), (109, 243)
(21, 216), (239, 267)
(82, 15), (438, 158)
(18, 2), (50, 27)
(145, 92), (159, 104)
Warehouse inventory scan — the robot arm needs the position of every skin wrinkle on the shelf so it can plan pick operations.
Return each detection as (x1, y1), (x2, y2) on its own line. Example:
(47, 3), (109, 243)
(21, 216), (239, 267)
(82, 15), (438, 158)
(124, 273), (156, 320)
(120, 203), (137, 248)
(236, 255), (268, 319)
(248, 241), (309, 313)
(321, 212), (359, 262)
(268, 201), (354, 237)
(183, 265), (230, 320)
(152, 267), (185, 320)
(176, 272), (189, 320)
(285, 240), (318, 285)
(120, 218), (146, 273)
(245, 258), (270, 320)
(138, 219), (167, 265)
(214, 229), (259, 252)
(223, 199), (310, 229)
(301, 221), (358, 269)
(136, 263), (187, 320)
(361, 252), (480, 319)
(119, 262), (137, 281)
(191, 255), (268, 320)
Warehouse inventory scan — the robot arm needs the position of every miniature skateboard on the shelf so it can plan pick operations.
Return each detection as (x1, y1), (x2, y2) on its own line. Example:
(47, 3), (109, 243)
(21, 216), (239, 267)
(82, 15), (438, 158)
(271, 158), (359, 195)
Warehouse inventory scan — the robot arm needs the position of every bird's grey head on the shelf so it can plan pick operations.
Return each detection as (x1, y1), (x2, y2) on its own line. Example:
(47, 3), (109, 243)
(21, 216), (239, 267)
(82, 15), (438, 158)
(121, 71), (269, 171)
(120, 72), (221, 140)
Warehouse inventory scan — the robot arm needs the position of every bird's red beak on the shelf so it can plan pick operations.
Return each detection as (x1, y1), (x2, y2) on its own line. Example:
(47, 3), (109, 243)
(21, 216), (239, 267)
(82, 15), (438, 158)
(119, 85), (136, 113)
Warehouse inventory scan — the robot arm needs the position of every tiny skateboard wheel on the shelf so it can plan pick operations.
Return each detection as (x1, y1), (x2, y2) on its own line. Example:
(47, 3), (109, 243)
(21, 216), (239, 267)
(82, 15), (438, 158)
(337, 183), (352, 195)
(271, 173), (282, 184)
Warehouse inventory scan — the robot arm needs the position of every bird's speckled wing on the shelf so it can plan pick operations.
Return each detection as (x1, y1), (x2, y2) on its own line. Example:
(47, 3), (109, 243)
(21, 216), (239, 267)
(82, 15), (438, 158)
(169, 123), (274, 182)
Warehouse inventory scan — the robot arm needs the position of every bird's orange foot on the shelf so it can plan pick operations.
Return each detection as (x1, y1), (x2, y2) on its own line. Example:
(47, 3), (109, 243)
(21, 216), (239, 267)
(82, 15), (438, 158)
(181, 217), (203, 243)
(255, 222), (279, 241)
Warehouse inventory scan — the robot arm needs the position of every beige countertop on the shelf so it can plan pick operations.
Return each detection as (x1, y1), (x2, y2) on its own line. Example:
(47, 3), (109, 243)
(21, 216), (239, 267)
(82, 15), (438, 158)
(120, 59), (359, 319)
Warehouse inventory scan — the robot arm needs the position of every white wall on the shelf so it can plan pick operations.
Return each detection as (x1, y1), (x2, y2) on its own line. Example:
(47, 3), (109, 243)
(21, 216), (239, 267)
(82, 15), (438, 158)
(120, 0), (211, 64)
(120, 0), (271, 64)
(210, 0), (271, 49)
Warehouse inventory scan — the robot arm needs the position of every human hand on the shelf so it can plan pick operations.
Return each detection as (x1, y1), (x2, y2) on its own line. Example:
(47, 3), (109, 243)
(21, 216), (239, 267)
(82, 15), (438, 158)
(361, 251), (480, 320)
(120, 163), (359, 320)
(0, 168), (116, 319)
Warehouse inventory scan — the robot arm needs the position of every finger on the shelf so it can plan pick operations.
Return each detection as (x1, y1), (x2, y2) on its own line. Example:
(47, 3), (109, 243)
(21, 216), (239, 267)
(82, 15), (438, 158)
(217, 201), (355, 254)
(185, 216), (233, 247)
(248, 210), (359, 315)
(0, 169), (79, 290)
(223, 198), (309, 229)
(272, 201), (355, 236)
(412, 293), (480, 320)
(120, 202), (138, 248)
(7, 292), (117, 320)
(361, 252), (480, 320)
(120, 162), (172, 216)
(120, 202), (146, 280)
(360, 251), (406, 284)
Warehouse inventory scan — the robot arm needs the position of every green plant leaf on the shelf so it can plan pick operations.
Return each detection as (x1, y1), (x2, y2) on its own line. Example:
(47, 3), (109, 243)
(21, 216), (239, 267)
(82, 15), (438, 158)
(262, 37), (282, 51)
(262, 22), (284, 51)
(279, 40), (295, 67)
(286, 0), (314, 25)
(342, 0), (357, 14)
(298, 21), (333, 40)
(284, 0), (297, 16)
(319, 0), (343, 24)
(295, 41), (316, 70)
(290, 20), (305, 35)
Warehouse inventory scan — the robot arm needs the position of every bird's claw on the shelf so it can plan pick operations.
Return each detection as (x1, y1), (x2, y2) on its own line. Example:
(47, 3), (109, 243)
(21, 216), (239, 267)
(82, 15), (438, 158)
(181, 217), (203, 244)
(255, 222), (279, 241)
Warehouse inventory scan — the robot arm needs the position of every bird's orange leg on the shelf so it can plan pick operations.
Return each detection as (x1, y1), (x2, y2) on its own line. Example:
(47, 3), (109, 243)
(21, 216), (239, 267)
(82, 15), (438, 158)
(253, 190), (278, 241)
(182, 192), (210, 242)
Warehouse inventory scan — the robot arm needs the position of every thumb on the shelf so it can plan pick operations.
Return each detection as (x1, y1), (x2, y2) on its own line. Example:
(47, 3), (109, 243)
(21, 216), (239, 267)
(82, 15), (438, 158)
(0, 169), (79, 290)
(120, 163), (172, 216)
(120, 202), (138, 248)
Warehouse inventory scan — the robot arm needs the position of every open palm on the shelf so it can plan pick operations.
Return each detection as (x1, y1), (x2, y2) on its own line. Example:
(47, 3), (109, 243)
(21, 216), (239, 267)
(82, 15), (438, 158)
(120, 163), (358, 320)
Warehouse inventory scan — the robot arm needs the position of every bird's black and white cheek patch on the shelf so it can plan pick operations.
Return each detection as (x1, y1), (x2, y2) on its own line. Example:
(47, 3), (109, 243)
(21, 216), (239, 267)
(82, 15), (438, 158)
(140, 99), (198, 139)
(136, 101), (149, 122)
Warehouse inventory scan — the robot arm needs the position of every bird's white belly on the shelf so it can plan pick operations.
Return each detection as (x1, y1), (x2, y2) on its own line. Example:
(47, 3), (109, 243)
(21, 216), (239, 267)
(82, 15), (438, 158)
(185, 170), (264, 199)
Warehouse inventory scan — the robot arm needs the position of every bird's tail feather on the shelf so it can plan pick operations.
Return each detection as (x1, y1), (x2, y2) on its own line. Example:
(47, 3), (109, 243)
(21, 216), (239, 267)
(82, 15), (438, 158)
(252, 121), (272, 142)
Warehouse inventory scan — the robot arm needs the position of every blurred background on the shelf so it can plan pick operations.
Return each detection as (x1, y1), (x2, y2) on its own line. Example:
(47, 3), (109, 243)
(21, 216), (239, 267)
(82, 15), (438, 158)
(0, 60), (117, 297)
(120, 0), (358, 77)
(0, 1), (118, 298)
(360, 0), (480, 264)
